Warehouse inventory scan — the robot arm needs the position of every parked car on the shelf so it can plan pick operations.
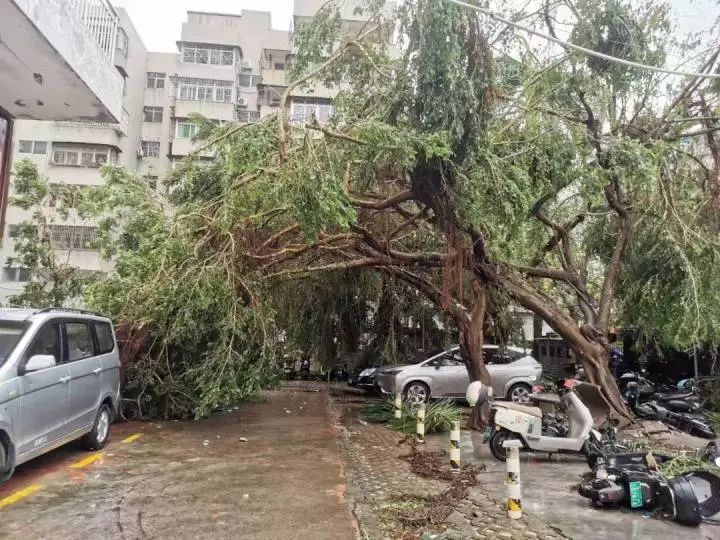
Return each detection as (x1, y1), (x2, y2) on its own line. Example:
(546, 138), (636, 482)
(374, 345), (542, 404)
(348, 366), (380, 391)
(0, 308), (120, 482)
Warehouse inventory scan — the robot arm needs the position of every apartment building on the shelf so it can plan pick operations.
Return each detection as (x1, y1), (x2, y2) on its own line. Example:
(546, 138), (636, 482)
(0, 7), (148, 300)
(0, 0), (389, 302)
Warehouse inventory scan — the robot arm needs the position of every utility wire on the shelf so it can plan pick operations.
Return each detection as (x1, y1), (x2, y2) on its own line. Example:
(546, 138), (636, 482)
(443, 0), (720, 79)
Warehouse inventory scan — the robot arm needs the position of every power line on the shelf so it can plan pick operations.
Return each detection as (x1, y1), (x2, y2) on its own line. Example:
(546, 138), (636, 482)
(443, 0), (720, 79)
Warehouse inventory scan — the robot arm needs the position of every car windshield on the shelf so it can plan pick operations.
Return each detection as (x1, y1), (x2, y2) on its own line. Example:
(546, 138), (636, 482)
(0, 321), (28, 365)
(408, 347), (446, 364)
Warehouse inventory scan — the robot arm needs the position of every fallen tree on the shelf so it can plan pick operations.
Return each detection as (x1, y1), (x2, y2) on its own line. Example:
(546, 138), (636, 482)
(11, 0), (720, 419)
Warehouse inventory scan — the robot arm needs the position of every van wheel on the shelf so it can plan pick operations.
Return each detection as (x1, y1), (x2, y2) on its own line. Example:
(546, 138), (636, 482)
(0, 440), (14, 483)
(82, 404), (112, 451)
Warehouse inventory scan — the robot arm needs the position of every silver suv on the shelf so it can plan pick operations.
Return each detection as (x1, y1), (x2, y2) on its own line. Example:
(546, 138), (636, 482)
(375, 345), (542, 404)
(0, 308), (120, 481)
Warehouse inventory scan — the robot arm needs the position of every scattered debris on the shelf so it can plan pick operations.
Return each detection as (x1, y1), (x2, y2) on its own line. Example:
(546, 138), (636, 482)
(239, 437), (248, 443)
(203, 440), (209, 446)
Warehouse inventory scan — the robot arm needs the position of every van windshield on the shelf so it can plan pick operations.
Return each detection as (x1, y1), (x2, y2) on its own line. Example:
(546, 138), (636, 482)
(0, 321), (28, 365)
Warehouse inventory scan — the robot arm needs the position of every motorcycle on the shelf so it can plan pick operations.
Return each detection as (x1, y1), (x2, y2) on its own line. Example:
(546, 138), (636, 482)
(300, 359), (311, 380)
(624, 381), (716, 439)
(487, 380), (624, 467)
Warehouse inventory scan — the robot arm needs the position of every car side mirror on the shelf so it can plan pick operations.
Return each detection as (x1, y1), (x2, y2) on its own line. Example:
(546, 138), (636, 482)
(23, 354), (56, 374)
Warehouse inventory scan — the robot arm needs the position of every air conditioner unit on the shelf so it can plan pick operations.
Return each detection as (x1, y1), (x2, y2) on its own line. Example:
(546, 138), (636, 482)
(240, 60), (252, 70)
(237, 96), (248, 107)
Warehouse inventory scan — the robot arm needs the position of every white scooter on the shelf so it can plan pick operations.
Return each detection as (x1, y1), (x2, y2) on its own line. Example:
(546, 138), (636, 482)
(487, 381), (617, 467)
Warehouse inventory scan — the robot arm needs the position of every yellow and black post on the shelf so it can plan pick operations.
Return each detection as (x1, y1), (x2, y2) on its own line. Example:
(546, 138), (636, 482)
(416, 404), (425, 444)
(450, 419), (461, 472)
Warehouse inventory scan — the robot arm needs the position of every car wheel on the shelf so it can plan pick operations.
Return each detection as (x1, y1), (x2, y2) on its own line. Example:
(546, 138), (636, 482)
(0, 439), (14, 483)
(82, 404), (112, 451)
(489, 429), (522, 461)
(508, 383), (532, 403)
(404, 381), (430, 406)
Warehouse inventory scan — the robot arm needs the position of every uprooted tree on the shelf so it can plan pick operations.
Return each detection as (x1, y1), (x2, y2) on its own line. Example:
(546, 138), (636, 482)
(11, 0), (720, 419)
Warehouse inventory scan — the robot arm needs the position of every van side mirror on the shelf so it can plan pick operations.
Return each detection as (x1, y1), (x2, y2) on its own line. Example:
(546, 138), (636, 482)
(23, 354), (56, 373)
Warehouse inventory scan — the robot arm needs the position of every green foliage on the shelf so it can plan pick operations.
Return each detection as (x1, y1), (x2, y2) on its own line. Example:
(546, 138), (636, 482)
(6, 160), (93, 307)
(361, 399), (460, 434)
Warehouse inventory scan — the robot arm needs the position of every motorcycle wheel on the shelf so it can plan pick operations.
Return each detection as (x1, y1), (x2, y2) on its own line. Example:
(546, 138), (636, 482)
(489, 429), (522, 462)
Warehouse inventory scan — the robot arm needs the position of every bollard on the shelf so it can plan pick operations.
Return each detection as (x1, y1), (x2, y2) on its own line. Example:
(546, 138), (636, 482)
(450, 419), (461, 472)
(394, 392), (402, 419)
(503, 439), (523, 519)
(416, 404), (425, 444)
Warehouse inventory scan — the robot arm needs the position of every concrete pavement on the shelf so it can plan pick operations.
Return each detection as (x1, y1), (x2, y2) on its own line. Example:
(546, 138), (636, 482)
(0, 386), (356, 539)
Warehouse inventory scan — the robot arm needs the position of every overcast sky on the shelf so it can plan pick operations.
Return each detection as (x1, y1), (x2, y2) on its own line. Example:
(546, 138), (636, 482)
(114, 0), (717, 54)
(114, 0), (295, 53)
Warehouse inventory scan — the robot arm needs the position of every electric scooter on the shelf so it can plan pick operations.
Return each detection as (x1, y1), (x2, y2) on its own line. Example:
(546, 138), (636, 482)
(487, 381), (620, 467)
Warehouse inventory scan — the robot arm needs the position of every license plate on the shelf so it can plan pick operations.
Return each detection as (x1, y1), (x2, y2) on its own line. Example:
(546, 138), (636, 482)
(483, 426), (492, 443)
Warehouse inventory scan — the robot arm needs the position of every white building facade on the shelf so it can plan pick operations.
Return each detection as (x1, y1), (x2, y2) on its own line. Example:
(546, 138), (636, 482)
(0, 1), (387, 302)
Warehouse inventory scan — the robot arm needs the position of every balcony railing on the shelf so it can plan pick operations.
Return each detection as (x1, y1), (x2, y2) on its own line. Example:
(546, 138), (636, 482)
(67, 0), (119, 60)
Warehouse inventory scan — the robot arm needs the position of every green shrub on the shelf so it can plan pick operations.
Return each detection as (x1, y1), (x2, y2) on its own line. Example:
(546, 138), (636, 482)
(362, 399), (460, 434)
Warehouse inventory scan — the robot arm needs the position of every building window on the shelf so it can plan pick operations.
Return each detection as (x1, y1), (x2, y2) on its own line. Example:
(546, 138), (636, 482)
(182, 44), (234, 66)
(238, 74), (261, 88)
(177, 78), (233, 103)
(116, 27), (129, 59)
(18, 140), (47, 155)
(141, 141), (161, 158)
(144, 175), (158, 191)
(291, 98), (334, 124)
(147, 72), (166, 89)
(48, 225), (99, 250)
(52, 146), (110, 167)
(2, 267), (31, 282)
(143, 106), (163, 123)
(175, 121), (198, 139)
(236, 110), (261, 123)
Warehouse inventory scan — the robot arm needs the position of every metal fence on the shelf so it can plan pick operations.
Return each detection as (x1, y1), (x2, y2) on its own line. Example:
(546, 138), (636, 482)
(67, 0), (119, 60)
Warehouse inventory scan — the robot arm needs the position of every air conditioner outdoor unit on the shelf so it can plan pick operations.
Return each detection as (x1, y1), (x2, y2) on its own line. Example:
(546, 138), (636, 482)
(237, 96), (248, 107)
(241, 60), (252, 70)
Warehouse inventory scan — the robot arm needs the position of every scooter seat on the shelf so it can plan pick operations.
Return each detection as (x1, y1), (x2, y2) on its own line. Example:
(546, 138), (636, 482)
(495, 401), (543, 418)
(654, 391), (695, 401)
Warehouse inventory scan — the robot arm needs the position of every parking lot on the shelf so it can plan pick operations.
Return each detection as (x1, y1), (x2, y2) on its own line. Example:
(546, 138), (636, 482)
(0, 388), (356, 539)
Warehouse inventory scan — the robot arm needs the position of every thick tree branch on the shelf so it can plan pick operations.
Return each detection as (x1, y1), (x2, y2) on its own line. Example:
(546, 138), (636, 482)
(596, 183), (632, 331)
(349, 189), (415, 210)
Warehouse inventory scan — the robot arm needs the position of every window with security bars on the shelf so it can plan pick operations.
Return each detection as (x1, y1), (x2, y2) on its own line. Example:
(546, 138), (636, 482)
(147, 72), (166, 89)
(182, 45), (234, 66)
(48, 225), (99, 250)
(143, 107), (163, 123)
(1, 267), (31, 282)
(18, 140), (47, 155)
(141, 141), (161, 158)
(290, 97), (333, 124)
(177, 78), (233, 103)
(52, 146), (111, 167)
(175, 121), (198, 139)
(236, 110), (261, 123)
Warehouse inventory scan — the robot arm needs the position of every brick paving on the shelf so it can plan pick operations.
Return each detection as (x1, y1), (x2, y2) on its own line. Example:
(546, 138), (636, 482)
(329, 388), (571, 539)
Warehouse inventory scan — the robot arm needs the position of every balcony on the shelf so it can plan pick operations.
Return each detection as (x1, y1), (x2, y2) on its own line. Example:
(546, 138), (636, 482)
(0, 0), (125, 122)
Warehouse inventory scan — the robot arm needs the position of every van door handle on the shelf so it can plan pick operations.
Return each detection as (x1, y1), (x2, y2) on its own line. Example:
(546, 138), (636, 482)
(59, 376), (70, 384)
(92, 368), (102, 375)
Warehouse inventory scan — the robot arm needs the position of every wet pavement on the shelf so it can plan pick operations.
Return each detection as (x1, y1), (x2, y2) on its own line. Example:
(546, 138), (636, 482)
(0, 386), (356, 539)
(426, 431), (720, 540)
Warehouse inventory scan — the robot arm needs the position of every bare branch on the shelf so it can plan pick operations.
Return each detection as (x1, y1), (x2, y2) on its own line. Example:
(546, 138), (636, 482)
(349, 189), (415, 210)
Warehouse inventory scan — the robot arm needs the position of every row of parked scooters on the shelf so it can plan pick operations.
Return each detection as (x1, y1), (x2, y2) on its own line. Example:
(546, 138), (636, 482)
(478, 377), (720, 526)
(618, 371), (716, 439)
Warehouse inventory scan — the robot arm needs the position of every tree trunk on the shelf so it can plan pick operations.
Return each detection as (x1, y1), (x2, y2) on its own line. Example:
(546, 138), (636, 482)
(458, 280), (491, 429)
(495, 272), (632, 422)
